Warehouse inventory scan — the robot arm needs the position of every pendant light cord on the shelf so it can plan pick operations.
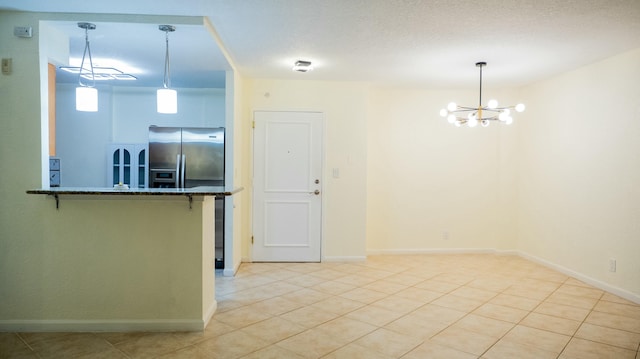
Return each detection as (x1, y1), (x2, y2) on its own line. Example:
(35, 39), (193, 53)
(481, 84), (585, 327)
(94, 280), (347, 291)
(78, 26), (95, 88)
(163, 31), (171, 89)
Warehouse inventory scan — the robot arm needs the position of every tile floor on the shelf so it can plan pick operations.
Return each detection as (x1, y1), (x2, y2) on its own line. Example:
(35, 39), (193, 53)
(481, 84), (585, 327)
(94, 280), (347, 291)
(1, 254), (639, 358)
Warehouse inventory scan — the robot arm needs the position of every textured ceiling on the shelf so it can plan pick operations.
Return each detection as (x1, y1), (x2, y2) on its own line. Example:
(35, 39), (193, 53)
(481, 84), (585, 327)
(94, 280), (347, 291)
(1, 0), (639, 89)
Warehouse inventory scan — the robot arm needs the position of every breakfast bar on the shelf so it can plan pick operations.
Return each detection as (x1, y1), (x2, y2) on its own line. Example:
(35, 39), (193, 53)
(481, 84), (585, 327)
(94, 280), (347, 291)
(24, 186), (243, 332)
(27, 186), (243, 209)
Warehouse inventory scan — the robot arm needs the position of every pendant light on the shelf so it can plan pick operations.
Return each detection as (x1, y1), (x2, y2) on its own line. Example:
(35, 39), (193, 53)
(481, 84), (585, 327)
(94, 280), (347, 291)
(440, 62), (525, 127)
(76, 22), (98, 112)
(157, 25), (177, 114)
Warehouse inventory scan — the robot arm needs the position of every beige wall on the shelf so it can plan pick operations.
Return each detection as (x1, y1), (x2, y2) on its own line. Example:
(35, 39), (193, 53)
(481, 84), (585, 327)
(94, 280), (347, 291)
(242, 79), (369, 260)
(366, 87), (520, 253)
(517, 48), (640, 298)
(237, 52), (640, 301)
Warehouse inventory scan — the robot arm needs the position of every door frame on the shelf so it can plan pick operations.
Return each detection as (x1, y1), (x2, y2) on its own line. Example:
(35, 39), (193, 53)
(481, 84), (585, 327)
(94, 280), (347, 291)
(250, 110), (326, 262)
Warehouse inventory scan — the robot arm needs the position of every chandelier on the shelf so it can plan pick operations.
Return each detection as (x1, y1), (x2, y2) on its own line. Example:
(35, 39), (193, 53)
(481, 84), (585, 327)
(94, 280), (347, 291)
(440, 62), (525, 127)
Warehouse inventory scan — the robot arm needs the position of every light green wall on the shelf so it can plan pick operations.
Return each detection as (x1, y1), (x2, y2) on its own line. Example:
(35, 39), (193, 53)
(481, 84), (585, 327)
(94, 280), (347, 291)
(0, 11), (217, 331)
(0, 12), (47, 324)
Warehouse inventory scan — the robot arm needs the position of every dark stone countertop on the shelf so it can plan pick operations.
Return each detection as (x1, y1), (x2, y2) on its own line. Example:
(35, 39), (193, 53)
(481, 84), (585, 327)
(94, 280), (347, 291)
(26, 186), (243, 197)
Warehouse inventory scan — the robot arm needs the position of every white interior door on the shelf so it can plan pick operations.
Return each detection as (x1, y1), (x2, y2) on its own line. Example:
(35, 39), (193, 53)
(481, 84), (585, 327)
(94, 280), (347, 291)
(252, 111), (323, 262)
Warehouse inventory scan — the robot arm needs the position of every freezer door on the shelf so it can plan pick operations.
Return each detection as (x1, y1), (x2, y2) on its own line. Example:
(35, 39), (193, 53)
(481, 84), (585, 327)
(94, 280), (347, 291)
(181, 128), (225, 187)
(148, 127), (181, 185)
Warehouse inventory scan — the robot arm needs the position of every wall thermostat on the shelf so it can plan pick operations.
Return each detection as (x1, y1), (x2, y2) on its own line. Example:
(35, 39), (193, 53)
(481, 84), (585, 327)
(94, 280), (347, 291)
(14, 26), (33, 38)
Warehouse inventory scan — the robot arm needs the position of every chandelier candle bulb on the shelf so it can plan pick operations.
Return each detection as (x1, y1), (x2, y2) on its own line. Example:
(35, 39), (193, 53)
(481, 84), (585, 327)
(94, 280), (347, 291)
(441, 62), (525, 127)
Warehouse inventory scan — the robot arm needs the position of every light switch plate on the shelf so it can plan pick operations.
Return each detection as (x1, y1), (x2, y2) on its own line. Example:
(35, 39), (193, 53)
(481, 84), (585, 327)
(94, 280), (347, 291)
(1, 58), (10, 75)
(49, 157), (61, 187)
(49, 157), (60, 170)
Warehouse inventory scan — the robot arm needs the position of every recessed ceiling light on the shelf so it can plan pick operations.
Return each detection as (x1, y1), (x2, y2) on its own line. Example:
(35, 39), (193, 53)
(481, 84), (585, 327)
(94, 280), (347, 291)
(293, 60), (313, 72)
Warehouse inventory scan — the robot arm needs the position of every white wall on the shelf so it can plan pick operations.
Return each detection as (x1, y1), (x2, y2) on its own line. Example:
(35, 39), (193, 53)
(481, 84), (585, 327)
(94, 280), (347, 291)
(112, 87), (226, 142)
(56, 85), (225, 187)
(56, 84), (113, 187)
(517, 48), (640, 298)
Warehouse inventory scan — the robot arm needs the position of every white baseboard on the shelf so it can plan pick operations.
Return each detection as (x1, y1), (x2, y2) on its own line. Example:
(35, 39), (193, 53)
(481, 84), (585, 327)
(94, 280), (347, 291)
(202, 300), (217, 329)
(223, 260), (241, 277)
(0, 318), (207, 333)
(515, 251), (640, 304)
(367, 248), (496, 255)
(323, 255), (367, 262)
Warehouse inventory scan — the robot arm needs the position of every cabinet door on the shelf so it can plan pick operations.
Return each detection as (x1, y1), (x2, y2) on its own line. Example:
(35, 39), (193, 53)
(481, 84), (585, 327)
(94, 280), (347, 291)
(107, 144), (147, 188)
(135, 144), (148, 188)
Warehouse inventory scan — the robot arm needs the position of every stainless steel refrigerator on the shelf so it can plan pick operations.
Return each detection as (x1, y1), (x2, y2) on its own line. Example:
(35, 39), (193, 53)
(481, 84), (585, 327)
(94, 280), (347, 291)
(148, 126), (225, 267)
(148, 127), (224, 188)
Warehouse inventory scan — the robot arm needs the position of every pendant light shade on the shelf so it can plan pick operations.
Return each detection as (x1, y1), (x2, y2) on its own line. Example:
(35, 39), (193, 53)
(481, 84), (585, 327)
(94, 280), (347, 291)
(76, 87), (98, 112)
(76, 22), (98, 112)
(157, 25), (177, 114)
(157, 88), (177, 114)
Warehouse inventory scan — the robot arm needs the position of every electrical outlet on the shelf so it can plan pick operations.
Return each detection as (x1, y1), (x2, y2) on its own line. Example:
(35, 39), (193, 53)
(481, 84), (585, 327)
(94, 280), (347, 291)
(609, 258), (616, 272)
(442, 231), (449, 240)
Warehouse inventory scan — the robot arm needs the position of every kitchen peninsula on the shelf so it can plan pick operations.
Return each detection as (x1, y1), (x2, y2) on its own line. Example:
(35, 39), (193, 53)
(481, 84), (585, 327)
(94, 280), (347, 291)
(24, 186), (243, 332)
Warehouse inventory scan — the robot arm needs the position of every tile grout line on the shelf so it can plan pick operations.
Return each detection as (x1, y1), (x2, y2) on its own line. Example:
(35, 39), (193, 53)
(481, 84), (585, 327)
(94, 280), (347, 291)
(475, 272), (576, 358)
(225, 258), (640, 356)
(15, 332), (42, 358)
(554, 277), (603, 359)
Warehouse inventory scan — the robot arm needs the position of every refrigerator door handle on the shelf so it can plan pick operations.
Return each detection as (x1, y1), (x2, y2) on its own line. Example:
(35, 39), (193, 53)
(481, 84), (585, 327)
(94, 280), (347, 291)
(181, 154), (186, 188)
(175, 154), (181, 188)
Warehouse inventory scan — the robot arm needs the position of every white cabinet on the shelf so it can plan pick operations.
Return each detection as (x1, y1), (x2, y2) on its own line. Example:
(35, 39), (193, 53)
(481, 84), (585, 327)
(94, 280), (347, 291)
(107, 144), (148, 188)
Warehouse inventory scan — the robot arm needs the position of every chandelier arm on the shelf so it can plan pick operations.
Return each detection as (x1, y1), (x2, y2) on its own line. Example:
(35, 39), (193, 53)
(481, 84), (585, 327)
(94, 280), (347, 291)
(455, 106), (478, 111)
